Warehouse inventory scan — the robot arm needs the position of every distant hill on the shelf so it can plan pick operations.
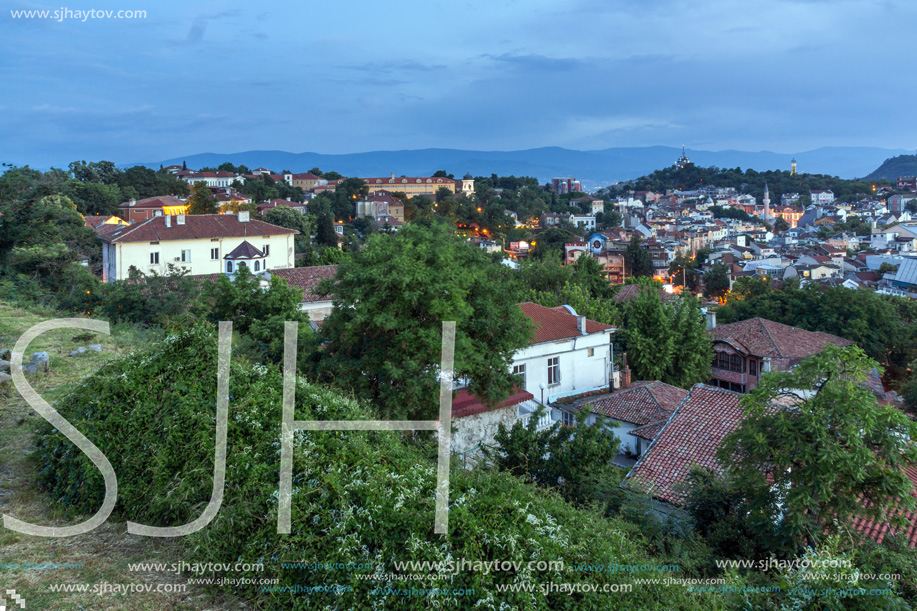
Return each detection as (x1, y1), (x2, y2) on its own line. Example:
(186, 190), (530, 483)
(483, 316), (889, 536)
(142, 145), (909, 189)
(865, 154), (917, 182)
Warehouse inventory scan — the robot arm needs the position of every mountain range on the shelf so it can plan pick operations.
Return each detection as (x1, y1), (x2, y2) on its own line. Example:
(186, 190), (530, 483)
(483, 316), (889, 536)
(145, 146), (911, 189)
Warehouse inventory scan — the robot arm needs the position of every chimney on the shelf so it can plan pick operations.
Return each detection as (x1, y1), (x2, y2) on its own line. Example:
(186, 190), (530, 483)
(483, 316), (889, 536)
(705, 310), (716, 330)
(238, 210), (250, 223)
(577, 315), (587, 335)
(129, 198), (137, 207)
(177, 214), (186, 225)
(620, 353), (632, 389)
(164, 214), (171, 228)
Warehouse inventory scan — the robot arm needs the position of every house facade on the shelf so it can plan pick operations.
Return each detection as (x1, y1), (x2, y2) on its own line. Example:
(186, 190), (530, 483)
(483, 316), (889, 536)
(512, 303), (616, 418)
(99, 211), (297, 282)
(708, 316), (853, 393)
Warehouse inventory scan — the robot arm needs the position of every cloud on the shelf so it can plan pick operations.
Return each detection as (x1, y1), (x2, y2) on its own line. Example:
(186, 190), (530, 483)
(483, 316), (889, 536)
(482, 52), (585, 71)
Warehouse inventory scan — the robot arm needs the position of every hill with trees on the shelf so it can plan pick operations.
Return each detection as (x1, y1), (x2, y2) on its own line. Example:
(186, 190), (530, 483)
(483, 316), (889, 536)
(865, 154), (917, 181)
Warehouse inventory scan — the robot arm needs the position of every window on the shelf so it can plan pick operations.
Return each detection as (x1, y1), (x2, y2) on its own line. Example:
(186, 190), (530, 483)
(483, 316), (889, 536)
(150, 252), (159, 265)
(512, 364), (526, 387)
(715, 351), (730, 370)
(730, 354), (744, 373)
(181, 249), (191, 262)
(587, 348), (595, 357)
(211, 248), (219, 260)
(262, 244), (270, 256)
(562, 410), (575, 426)
(254, 260), (260, 272)
(749, 359), (757, 377)
(226, 261), (233, 273)
(547, 357), (560, 386)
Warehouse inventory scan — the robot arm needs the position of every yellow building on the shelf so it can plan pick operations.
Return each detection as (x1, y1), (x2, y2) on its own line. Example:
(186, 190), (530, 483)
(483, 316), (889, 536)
(331, 174), (470, 199)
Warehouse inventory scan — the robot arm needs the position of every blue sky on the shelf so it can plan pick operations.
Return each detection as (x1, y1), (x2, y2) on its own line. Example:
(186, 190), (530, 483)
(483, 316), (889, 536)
(2, 0), (915, 167)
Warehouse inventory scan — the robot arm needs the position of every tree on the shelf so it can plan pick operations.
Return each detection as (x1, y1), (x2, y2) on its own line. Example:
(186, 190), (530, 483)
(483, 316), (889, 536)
(486, 408), (621, 505)
(314, 210), (338, 248)
(63, 180), (122, 216)
(665, 293), (714, 388)
(99, 265), (206, 326)
(625, 235), (654, 277)
(702, 263), (730, 299)
(772, 217), (790, 233)
(314, 221), (534, 419)
(621, 285), (673, 382)
(719, 345), (917, 550)
(879, 262), (899, 275)
(187, 181), (218, 214)
(532, 227), (575, 261)
(202, 265), (310, 364)
(263, 206), (311, 254)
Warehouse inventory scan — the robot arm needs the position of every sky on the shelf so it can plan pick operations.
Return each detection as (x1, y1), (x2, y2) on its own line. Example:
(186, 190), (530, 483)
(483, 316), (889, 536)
(2, 0), (916, 168)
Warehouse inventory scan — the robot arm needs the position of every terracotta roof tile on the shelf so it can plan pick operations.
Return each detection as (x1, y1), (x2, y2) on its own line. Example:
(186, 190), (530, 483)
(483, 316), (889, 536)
(452, 387), (534, 419)
(585, 381), (688, 426)
(519, 302), (614, 344)
(624, 384), (744, 506)
(269, 265), (338, 303)
(712, 317), (852, 361)
(100, 214), (297, 244)
(118, 195), (186, 209)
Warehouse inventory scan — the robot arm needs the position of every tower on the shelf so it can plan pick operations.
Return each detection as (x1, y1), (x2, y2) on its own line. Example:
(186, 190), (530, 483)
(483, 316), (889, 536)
(791, 158), (797, 175)
(763, 182), (771, 222)
(676, 145), (691, 169)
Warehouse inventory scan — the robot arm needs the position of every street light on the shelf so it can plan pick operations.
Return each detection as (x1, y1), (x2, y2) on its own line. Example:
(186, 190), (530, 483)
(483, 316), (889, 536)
(539, 382), (546, 405)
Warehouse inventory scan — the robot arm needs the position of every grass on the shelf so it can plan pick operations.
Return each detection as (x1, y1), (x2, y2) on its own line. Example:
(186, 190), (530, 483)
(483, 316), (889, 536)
(0, 301), (251, 610)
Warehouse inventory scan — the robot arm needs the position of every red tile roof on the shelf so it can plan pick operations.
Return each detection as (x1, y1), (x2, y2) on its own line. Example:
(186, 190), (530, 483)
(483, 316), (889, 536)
(518, 302), (615, 344)
(118, 195), (186, 209)
(452, 387), (534, 419)
(624, 384), (744, 506)
(224, 241), (264, 260)
(100, 214), (297, 244)
(629, 419), (669, 441)
(850, 465), (917, 548)
(585, 381), (688, 426)
(712, 318), (853, 361)
(268, 265), (338, 303)
(83, 215), (112, 228)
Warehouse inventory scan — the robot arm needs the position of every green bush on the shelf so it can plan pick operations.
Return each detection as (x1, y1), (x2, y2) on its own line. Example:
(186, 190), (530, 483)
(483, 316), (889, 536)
(36, 324), (727, 610)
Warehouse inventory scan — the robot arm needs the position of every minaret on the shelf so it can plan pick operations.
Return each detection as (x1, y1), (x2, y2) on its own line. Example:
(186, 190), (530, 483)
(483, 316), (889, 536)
(763, 182), (771, 222)
(791, 158), (797, 175)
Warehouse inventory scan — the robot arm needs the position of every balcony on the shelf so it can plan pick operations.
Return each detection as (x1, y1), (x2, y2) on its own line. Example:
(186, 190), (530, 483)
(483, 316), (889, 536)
(517, 400), (555, 431)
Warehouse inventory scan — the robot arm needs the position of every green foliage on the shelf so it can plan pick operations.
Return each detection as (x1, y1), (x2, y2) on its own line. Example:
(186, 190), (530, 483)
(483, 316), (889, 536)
(716, 283), (917, 385)
(625, 235), (655, 277)
(620, 289), (712, 388)
(703, 263), (731, 299)
(486, 408), (621, 505)
(63, 179), (122, 216)
(666, 294), (714, 388)
(772, 217), (790, 233)
(622, 285), (673, 381)
(708, 204), (767, 226)
(262, 206), (311, 253)
(201, 265), (310, 364)
(719, 345), (917, 550)
(315, 221), (534, 419)
(35, 325), (725, 610)
(187, 181), (218, 214)
(98, 265), (207, 326)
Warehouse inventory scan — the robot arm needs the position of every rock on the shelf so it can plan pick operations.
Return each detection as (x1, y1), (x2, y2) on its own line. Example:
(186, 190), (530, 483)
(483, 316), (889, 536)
(88, 344), (102, 353)
(0, 372), (11, 384)
(69, 347), (88, 357)
(22, 363), (39, 376)
(0, 359), (9, 372)
(29, 352), (50, 373)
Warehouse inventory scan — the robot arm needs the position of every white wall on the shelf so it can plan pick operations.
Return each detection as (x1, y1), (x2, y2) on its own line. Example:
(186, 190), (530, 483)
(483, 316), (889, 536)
(511, 331), (613, 404)
(107, 233), (294, 281)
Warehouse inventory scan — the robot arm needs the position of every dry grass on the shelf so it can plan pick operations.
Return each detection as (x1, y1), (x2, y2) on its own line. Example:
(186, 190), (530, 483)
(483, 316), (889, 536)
(0, 302), (252, 610)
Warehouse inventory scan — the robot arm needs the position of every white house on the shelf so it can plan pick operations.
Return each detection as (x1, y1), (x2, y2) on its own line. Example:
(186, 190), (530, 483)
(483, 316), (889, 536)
(99, 211), (297, 282)
(511, 303), (616, 428)
(571, 214), (597, 231)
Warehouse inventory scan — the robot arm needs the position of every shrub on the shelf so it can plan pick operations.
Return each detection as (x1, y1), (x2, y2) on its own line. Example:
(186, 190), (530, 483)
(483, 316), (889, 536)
(35, 324), (726, 610)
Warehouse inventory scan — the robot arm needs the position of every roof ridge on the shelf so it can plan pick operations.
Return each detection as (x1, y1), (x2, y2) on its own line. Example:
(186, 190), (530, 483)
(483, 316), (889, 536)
(757, 317), (782, 357)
